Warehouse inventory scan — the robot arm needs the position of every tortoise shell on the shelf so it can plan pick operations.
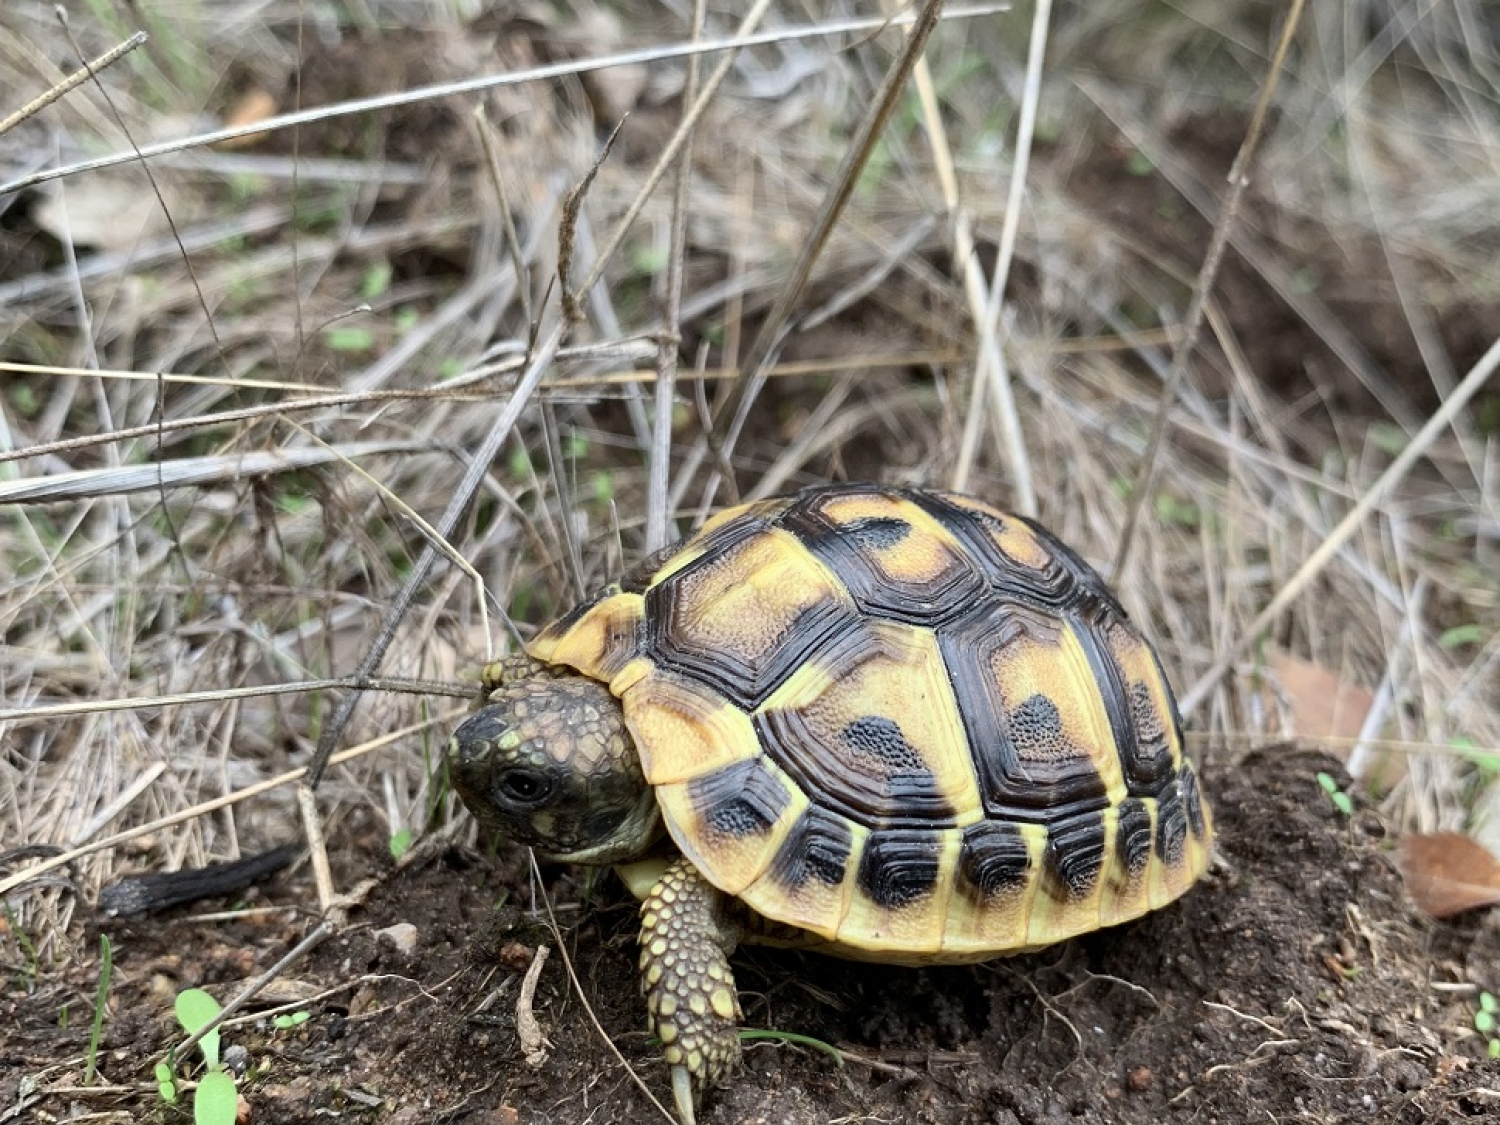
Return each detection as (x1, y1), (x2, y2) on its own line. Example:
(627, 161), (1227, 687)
(527, 483), (1212, 959)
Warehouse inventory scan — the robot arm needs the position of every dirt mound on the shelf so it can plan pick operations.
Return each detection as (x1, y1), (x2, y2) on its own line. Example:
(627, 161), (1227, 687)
(6, 746), (1498, 1124)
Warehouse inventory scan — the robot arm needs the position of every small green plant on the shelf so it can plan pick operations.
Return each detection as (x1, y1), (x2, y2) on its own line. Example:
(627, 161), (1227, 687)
(1474, 992), (1500, 1059)
(360, 260), (393, 301)
(1439, 623), (1485, 649)
(389, 828), (413, 860)
(155, 1061), (178, 1104)
(3, 904), (40, 987)
(84, 934), (113, 1084)
(273, 1010), (312, 1031)
(165, 988), (238, 1125)
(322, 326), (375, 353)
(1316, 771), (1354, 816)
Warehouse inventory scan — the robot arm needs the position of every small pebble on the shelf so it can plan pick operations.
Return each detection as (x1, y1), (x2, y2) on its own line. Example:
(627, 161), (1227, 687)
(1126, 1066), (1153, 1092)
(375, 923), (418, 955)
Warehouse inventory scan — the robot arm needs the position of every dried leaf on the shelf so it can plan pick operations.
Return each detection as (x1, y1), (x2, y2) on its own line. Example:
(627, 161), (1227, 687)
(219, 87), (279, 149)
(1268, 649), (1375, 744)
(1398, 832), (1500, 918)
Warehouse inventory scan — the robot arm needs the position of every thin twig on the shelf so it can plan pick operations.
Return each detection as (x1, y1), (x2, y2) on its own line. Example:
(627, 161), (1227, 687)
(951, 0), (1049, 513)
(526, 853), (676, 1123)
(0, 30), (147, 138)
(175, 923), (333, 1061)
(0, 713), (453, 899)
(647, 0), (707, 553)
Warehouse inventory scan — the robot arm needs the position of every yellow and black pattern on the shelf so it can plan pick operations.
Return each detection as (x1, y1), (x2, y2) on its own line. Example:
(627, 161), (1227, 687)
(529, 482), (1212, 959)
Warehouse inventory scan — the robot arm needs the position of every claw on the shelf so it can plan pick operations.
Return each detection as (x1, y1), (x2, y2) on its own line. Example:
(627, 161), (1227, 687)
(671, 1064), (697, 1125)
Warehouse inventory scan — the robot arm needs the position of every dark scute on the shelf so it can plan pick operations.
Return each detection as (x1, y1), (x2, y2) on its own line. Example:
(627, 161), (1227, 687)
(646, 552), (859, 711)
(1129, 681), (1165, 745)
(959, 821), (1031, 897)
(1008, 693), (1070, 759)
(843, 515), (912, 550)
(1114, 798), (1153, 877)
(689, 758), (791, 839)
(620, 537), (688, 593)
(841, 715), (925, 771)
(777, 492), (984, 627)
(1155, 784), (1188, 867)
(940, 606), (1111, 821)
(856, 828), (942, 909)
(1179, 766), (1207, 840)
(1044, 813), (1106, 902)
(771, 806), (852, 888)
(1015, 515), (1130, 620)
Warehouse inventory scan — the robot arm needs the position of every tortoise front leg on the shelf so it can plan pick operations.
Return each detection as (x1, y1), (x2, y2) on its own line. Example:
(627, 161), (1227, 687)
(638, 856), (743, 1125)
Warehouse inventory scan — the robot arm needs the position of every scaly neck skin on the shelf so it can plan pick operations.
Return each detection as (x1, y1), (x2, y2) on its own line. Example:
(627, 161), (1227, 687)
(449, 670), (664, 863)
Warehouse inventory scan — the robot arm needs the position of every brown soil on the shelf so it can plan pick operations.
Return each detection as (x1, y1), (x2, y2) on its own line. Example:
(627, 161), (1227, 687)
(6, 746), (1499, 1124)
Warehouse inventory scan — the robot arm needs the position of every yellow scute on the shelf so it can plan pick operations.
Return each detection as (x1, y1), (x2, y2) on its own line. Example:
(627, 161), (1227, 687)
(623, 672), (757, 785)
(527, 590), (644, 682)
(669, 527), (845, 669)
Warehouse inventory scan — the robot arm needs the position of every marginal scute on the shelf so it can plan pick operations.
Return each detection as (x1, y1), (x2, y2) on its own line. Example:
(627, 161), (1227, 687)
(958, 820), (1032, 898)
(527, 588), (644, 683)
(856, 827), (943, 909)
(1113, 798), (1154, 879)
(1043, 813), (1106, 903)
(688, 757), (792, 840)
(749, 805), (858, 940)
(838, 826), (957, 954)
(1180, 765), (1209, 840)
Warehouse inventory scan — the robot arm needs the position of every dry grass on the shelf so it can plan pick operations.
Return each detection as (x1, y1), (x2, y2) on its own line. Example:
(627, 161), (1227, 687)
(1, 0), (1497, 980)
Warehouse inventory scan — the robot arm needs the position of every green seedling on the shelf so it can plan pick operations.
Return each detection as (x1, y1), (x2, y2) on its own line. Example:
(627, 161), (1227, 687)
(1316, 771), (1354, 816)
(1475, 992), (1500, 1059)
(156, 1061), (178, 1103)
(166, 988), (238, 1125)
(322, 326), (375, 353)
(84, 934), (112, 1084)
(273, 1010), (312, 1031)
(389, 828), (414, 860)
(360, 260), (393, 301)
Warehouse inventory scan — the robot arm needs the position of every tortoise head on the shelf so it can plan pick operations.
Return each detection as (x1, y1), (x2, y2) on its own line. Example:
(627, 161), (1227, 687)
(448, 673), (663, 864)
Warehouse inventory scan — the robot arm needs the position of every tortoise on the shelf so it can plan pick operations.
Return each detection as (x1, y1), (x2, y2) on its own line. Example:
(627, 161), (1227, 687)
(449, 482), (1213, 1123)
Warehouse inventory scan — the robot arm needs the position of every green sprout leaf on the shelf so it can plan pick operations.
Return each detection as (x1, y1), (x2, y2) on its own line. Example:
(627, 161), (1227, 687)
(360, 260), (393, 300)
(84, 933), (113, 1084)
(194, 1069), (238, 1125)
(155, 1062), (178, 1103)
(175, 988), (223, 1071)
(1439, 624), (1484, 649)
(1476, 1009), (1495, 1034)
(323, 326), (375, 353)
(273, 1010), (312, 1030)
(1315, 772), (1353, 816)
(389, 828), (413, 860)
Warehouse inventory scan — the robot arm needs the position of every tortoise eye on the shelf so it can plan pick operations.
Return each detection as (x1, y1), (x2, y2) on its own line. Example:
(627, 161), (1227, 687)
(496, 768), (552, 806)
